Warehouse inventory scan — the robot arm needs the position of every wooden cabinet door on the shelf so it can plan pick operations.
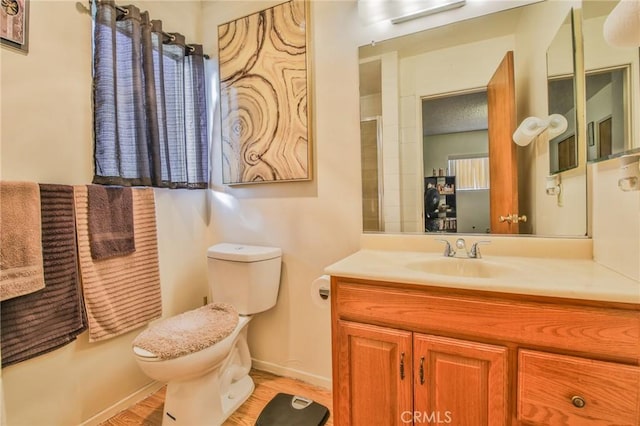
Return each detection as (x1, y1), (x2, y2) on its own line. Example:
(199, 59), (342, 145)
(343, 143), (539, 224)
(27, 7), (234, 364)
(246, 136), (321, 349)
(413, 334), (508, 426)
(336, 320), (413, 426)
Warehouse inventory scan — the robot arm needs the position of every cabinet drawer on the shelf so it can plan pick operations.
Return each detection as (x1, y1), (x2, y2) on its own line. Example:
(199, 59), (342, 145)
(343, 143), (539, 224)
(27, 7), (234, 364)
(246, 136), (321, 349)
(333, 279), (640, 361)
(518, 350), (640, 425)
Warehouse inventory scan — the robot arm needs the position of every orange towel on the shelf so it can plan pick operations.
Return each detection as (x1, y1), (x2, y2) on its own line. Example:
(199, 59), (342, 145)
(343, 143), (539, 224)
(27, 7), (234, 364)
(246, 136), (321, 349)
(74, 186), (162, 342)
(0, 181), (45, 301)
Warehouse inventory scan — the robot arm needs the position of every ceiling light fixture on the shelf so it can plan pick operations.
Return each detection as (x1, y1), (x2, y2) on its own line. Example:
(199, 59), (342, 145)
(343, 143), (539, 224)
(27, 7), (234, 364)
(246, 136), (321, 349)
(512, 114), (568, 147)
(391, 0), (466, 24)
(603, 0), (640, 48)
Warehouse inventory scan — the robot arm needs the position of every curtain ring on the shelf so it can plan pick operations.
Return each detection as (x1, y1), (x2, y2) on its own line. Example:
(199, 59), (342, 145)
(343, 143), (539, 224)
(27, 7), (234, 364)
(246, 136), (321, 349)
(115, 5), (129, 15)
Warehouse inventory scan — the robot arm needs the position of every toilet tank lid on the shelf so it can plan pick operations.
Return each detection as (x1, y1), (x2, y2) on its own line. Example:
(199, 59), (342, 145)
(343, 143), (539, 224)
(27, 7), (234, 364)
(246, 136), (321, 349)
(207, 243), (282, 262)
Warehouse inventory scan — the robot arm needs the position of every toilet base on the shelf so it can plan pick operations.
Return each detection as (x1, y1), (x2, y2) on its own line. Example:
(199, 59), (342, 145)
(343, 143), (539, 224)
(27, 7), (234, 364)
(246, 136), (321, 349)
(162, 373), (254, 426)
(160, 321), (254, 426)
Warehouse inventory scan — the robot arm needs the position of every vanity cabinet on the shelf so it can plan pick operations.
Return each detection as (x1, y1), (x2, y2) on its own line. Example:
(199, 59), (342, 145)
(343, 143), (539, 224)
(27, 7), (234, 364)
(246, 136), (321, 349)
(335, 321), (412, 425)
(335, 322), (507, 425)
(413, 334), (507, 425)
(330, 276), (640, 426)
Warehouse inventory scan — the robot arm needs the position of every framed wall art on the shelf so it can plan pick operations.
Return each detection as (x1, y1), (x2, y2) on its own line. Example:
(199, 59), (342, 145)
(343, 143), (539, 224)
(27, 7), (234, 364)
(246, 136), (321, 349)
(218, 0), (312, 184)
(1, 0), (29, 52)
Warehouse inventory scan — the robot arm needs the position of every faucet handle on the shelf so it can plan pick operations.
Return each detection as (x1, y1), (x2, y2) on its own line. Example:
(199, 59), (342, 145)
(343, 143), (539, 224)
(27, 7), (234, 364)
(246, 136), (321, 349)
(470, 240), (491, 259)
(436, 239), (455, 257)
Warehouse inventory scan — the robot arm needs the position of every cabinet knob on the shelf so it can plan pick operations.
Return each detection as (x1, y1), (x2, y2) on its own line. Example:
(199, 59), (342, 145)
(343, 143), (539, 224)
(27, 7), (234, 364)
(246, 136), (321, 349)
(571, 395), (586, 408)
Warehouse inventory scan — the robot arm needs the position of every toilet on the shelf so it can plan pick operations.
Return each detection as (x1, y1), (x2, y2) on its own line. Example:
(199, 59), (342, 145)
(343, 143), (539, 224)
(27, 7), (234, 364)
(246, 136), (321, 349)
(132, 243), (282, 426)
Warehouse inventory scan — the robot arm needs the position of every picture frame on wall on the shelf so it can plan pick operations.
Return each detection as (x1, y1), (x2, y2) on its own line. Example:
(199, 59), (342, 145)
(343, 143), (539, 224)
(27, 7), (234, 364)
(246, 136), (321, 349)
(1, 0), (29, 53)
(218, 0), (312, 185)
(587, 121), (594, 147)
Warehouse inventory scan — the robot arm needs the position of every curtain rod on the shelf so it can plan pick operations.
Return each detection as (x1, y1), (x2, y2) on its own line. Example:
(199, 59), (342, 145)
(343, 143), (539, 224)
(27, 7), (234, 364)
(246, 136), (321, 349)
(114, 5), (176, 44)
(94, 1), (209, 58)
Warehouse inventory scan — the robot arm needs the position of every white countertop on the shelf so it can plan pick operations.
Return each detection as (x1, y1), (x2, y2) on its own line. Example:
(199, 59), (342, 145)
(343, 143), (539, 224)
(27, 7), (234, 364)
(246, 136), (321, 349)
(325, 249), (640, 304)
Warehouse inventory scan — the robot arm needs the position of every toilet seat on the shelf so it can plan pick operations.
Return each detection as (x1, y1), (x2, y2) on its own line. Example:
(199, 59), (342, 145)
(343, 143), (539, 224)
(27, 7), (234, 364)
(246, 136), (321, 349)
(132, 303), (239, 360)
(132, 346), (158, 359)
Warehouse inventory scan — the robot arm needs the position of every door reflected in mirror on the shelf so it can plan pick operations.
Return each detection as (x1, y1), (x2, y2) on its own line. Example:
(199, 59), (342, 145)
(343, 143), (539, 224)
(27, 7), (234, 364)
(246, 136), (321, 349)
(582, 0), (639, 161)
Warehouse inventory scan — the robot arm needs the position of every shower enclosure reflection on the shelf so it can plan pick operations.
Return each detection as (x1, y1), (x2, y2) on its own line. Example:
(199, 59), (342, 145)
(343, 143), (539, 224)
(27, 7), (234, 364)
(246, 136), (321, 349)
(361, 117), (384, 232)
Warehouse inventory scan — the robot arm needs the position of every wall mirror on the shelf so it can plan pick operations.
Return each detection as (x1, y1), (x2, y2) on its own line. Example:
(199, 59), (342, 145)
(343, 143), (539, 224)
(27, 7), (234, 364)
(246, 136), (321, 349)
(359, 1), (587, 237)
(582, 0), (640, 162)
(547, 11), (578, 174)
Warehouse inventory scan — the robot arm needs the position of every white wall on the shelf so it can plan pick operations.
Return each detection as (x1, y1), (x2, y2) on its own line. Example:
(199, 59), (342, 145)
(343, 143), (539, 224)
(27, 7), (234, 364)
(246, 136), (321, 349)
(592, 159), (640, 281)
(0, 2), (213, 425)
(201, 0), (362, 387)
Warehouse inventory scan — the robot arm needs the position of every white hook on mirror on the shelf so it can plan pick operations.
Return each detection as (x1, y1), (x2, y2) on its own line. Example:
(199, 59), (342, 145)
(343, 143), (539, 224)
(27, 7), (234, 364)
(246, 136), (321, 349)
(512, 114), (568, 147)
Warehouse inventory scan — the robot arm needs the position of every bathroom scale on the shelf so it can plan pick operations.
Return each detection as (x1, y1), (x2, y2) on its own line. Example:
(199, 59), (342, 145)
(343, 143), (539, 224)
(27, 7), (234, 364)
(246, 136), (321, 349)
(255, 393), (330, 426)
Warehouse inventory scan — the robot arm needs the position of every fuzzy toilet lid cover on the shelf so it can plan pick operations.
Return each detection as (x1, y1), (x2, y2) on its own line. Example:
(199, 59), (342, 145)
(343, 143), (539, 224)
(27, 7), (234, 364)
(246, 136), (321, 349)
(132, 303), (239, 360)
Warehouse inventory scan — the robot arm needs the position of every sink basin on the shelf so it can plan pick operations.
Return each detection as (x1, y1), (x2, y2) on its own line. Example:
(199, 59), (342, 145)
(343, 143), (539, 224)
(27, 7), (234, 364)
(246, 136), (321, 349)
(406, 257), (515, 279)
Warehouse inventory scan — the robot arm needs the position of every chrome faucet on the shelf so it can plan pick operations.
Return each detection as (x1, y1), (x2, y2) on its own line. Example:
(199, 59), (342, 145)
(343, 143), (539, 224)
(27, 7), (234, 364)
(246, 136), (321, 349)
(436, 239), (455, 257)
(437, 238), (491, 258)
(469, 240), (491, 259)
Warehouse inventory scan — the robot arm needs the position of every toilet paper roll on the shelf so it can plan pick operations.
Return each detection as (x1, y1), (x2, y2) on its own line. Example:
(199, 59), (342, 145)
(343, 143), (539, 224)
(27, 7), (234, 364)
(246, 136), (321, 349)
(310, 275), (331, 308)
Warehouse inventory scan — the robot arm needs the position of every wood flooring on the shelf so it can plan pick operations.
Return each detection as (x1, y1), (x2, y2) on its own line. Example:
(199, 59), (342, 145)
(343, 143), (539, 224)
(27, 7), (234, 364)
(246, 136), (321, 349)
(101, 369), (333, 426)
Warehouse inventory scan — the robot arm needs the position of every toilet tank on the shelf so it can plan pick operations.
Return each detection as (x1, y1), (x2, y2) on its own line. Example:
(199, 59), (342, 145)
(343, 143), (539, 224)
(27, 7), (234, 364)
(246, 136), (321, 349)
(207, 243), (282, 315)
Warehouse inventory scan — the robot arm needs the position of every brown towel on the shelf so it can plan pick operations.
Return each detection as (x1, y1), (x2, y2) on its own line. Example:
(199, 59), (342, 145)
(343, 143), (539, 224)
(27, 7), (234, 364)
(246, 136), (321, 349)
(1, 184), (87, 367)
(87, 185), (135, 260)
(0, 181), (45, 301)
(75, 186), (162, 342)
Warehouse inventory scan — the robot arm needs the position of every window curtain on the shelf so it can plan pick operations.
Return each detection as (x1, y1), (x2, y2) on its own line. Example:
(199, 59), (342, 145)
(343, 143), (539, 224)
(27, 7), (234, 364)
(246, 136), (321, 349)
(92, 0), (208, 189)
(448, 156), (490, 190)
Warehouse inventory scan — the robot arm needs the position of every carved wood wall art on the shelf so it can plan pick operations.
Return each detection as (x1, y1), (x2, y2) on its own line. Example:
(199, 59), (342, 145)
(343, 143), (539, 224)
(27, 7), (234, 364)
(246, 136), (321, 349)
(218, 0), (312, 184)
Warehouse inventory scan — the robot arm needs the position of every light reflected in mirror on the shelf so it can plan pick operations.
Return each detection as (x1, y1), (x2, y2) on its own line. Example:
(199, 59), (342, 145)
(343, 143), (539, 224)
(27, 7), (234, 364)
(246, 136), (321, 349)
(358, 2), (586, 237)
(547, 11), (578, 174)
(582, 0), (640, 161)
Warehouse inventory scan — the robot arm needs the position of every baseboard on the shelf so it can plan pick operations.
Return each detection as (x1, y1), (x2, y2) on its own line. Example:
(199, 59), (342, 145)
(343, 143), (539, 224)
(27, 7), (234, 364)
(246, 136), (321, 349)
(80, 381), (164, 426)
(251, 358), (332, 390)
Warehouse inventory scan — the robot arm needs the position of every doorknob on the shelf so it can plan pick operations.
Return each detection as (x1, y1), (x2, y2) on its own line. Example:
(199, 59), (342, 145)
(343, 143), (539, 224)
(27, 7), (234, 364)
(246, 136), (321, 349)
(498, 213), (527, 224)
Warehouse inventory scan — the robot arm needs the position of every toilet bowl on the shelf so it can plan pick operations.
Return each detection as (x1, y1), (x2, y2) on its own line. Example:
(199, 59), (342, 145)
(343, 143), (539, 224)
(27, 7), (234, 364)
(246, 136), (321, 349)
(131, 243), (282, 426)
(133, 315), (253, 425)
